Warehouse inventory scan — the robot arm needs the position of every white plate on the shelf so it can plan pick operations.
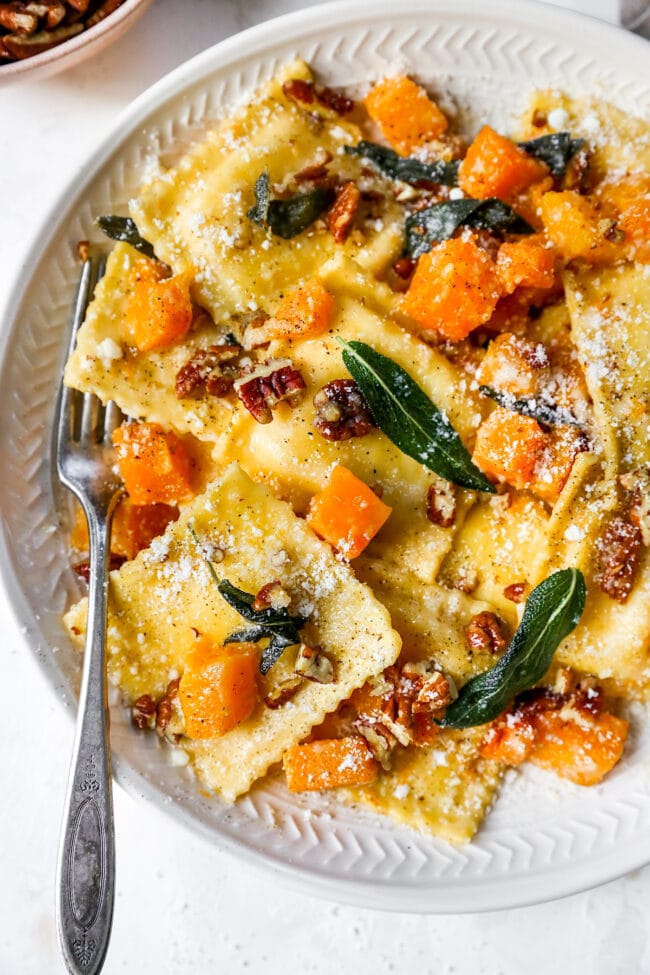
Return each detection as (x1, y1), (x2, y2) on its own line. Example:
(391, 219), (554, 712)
(1, 0), (650, 914)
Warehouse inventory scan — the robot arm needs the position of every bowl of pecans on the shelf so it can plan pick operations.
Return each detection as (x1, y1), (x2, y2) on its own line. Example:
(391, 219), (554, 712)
(0, 0), (154, 80)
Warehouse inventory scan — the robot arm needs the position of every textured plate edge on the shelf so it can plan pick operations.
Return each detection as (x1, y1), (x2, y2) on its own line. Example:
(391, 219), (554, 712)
(1, 0), (650, 914)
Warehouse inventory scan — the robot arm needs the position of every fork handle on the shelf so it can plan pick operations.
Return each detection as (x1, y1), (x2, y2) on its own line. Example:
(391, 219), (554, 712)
(57, 503), (117, 975)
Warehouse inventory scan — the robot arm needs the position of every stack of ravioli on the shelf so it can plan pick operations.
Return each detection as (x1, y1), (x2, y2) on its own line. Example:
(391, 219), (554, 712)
(63, 62), (650, 844)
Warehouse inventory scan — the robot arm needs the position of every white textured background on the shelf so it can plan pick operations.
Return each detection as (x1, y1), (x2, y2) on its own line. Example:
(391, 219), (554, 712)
(1, 1), (649, 973)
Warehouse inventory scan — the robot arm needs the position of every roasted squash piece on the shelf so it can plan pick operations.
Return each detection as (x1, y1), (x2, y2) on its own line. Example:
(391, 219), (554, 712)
(71, 497), (179, 561)
(123, 258), (193, 352)
(284, 736), (378, 791)
(402, 237), (503, 340)
(112, 422), (195, 505)
(540, 190), (622, 264)
(365, 75), (448, 155)
(459, 125), (549, 200)
(246, 279), (335, 345)
(307, 465), (392, 559)
(476, 332), (548, 397)
(179, 639), (259, 740)
(530, 709), (628, 786)
(472, 407), (546, 490)
(496, 237), (556, 293)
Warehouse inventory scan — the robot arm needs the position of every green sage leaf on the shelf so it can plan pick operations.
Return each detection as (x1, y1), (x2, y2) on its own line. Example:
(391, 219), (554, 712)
(405, 198), (534, 258)
(217, 579), (307, 675)
(479, 385), (584, 429)
(344, 141), (459, 186)
(518, 133), (586, 178)
(190, 526), (308, 675)
(338, 339), (495, 493)
(247, 170), (333, 239)
(97, 215), (156, 258)
(443, 568), (587, 728)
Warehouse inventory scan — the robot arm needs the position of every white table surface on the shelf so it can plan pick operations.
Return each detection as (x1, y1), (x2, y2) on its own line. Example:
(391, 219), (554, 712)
(1, 1), (648, 972)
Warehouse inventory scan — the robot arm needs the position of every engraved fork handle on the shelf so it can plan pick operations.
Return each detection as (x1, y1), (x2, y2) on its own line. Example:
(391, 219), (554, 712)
(56, 501), (118, 975)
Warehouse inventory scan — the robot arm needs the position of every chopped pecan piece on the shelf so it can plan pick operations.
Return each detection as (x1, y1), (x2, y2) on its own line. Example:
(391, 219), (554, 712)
(620, 467), (650, 546)
(426, 481), (456, 529)
(253, 579), (291, 612)
(327, 181), (361, 243)
(313, 379), (375, 441)
(234, 358), (306, 423)
(156, 677), (181, 736)
(132, 694), (156, 731)
(282, 78), (354, 115)
(392, 257), (415, 280)
(503, 581), (527, 603)
(400, 662), (457, 714)
(353, 718), (397, 771)
(452, 566), (479, 594)
(175, 344), (240, 399)
(466, 612), (507, 654)
(264, 675), (303, 709)
(86, 0), (124, 27)
(2, 22), (82, 58)
(73, 554), (126, 581)
(0, 4), (39, 33)
(26, 2), (67, 29)
(294, 644), (334, 684)
(597, 516), (642, 603)
(76, 239), (90, 262)
(294, 148), (333, 183)
(563, 146), (591, 193)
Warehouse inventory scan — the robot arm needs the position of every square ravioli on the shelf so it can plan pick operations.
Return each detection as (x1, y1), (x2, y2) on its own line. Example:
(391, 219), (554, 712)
(131, 59), (403, 324)
(64, 241), (237, 442)
(65, 463), (401, 800)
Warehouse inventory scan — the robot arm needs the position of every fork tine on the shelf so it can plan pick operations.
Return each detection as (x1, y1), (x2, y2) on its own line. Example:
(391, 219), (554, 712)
(103, 401), (124, 442)
(56, 259), (96, 460)
(80, 393), (100, 444)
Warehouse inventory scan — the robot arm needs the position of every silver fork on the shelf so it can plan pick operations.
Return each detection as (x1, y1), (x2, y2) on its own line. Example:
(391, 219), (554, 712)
(55, 258), (124, 975)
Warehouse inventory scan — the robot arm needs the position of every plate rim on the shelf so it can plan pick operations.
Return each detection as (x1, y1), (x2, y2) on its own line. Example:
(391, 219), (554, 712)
(1, 0), (650, 914)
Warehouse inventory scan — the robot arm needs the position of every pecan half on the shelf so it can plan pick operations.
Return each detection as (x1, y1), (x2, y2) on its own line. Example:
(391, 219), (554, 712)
(313, 379), (375, 441)
(175, 344), (240, 399)
(132, 695), (156, 731)
(234, 358), (306, 423)
(327, 181), (361, 243)
(466, 612), (507, 654)
(597, 516), (642, 603)
(426, 481), (456, 528)
(282, 78), (354, 115)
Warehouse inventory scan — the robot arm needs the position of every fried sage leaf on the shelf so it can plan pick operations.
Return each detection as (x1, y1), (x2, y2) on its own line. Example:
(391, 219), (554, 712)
(518, 133), (586, 178)
(344, 141), (459, 186)
(217, 579), (307, 675)
(479, 385), (583, 429)
(405, 198), (534, 258)
(338, 339), (495, 493)
(96, 215), (156, 258)
(247, 170), (332, 239)
(443, 568), (587, 728)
